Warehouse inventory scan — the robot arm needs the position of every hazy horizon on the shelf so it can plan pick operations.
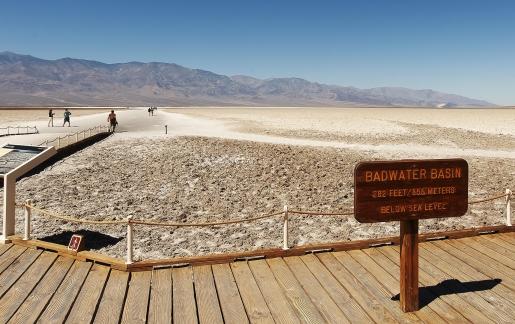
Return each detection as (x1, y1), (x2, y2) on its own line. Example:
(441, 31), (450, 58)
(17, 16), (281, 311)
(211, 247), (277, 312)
(1, 0), (514, 105)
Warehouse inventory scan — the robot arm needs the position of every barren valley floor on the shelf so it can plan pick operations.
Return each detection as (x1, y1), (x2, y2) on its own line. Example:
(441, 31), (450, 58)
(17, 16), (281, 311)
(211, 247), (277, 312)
(1, 107), (514, 259)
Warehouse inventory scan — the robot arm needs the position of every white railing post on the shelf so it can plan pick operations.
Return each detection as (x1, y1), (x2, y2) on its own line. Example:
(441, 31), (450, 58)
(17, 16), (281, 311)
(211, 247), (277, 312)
(506, 189), (512, 226)
(283, 205), (289, 250)
(126, 216), (133, 264)
(88, 128), (91, 137)
(57, 137), (61, 149)
(75, 132), (79, 143)
(23, 199), (32, 240)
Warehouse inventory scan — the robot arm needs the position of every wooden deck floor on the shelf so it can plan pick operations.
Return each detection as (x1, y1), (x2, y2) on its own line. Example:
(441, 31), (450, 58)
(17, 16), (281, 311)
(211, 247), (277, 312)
(0, 232), (514, 323)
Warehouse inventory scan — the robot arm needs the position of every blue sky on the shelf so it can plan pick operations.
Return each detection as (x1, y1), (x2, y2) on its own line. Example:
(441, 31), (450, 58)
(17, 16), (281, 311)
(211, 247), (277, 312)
(1, 0), (514, 104)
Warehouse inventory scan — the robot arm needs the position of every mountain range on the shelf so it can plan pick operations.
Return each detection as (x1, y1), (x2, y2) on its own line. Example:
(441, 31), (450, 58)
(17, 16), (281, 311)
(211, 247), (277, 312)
(0, 51), (494, 107)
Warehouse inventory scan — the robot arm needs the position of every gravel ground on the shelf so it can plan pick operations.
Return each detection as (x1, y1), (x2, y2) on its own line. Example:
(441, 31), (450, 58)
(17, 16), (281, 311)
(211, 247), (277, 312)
(1, 135), (513, 260)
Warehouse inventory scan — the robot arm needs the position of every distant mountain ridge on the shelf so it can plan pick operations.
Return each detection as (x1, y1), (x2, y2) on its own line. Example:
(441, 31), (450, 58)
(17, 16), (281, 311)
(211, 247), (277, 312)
(0, 51), (494, 107)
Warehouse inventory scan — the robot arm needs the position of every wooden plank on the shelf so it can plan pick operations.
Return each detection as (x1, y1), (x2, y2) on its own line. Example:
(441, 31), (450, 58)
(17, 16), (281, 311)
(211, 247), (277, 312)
(7, 257), (74, 323)
(10, 237), (77, 256)
(193, 265), (224, 324)
(148, 268), (172, 324)
(421, 242), (515, 320)
(65, 264), (110, 323)
(37, 261), (93, 323)
(212, 263), (249, 324)
(93, 269), (130, 324)
(248, 259), (301, 324)
(481, 234), (515, 252)
(230, 261), (274, 324)
(499, 232), (515, 238)
(266, 257), (326, 323)
(0, 243), (12, 256)
(332, 251), (423, 323)
(299, 254), (372, 323)
(7, 227), (515, 272)
(9, 237), (126, 269)
(450, 235), (515, 272)
(283, 256), (350, 324)
(470, 235), (515, 265)
(121, 271), (151, 324)
(362, 247), (469, 323)
(434, 239), (515, 291)
(420, 243), (515, 322)
(481, 235), (515, 259)
(78, 250), (126, 269)
(127, 225), (515, 269)
(348, 249), (452, 323)
(406, 242), (513, 324)
(380, 246), (495, 324)
(497, 232), (515, 246)
(0, 251), (57, 322)
(317, 252), (398, 323)
(0, 248), (42, 298)
(0, 245), (26, 274)
(173, 266), (198, 324)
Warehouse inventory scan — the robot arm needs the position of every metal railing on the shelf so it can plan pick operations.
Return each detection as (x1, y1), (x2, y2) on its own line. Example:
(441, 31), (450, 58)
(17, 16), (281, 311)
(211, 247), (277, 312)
(0, 126), (38, 137)
(38, 125), (109, 149)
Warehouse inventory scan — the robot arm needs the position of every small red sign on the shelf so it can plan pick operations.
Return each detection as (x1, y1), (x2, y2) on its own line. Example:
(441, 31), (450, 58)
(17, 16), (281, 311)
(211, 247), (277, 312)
(68, 234), (85, 252)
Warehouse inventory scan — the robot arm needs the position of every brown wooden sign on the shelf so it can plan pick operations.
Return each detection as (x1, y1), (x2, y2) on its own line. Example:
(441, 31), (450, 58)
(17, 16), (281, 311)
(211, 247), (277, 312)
(354, 159), (468, 223)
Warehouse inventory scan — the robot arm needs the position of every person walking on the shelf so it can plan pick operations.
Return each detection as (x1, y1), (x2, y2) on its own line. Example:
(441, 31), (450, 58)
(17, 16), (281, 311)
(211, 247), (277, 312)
(148, 107), (151, 116)
(48, 109), (55, 127)
(107, 110), (118, 132)
(63, 108), (71, 127)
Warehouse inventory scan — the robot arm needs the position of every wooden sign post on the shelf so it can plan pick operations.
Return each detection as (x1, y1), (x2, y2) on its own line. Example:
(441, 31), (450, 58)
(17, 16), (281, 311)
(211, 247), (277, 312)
(400, 219), (418, 311)
(354, 159), (468, 312)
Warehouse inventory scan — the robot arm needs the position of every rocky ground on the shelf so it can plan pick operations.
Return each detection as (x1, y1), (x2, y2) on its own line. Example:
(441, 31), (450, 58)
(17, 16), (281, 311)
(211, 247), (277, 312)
(1, 135), (512, 260)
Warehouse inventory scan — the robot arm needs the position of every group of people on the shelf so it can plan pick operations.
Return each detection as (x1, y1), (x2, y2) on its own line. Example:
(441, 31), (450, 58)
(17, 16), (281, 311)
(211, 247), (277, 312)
(47, 108), (118, 133)
(148, 106), (157, 116)
(47, 108), (72, 127)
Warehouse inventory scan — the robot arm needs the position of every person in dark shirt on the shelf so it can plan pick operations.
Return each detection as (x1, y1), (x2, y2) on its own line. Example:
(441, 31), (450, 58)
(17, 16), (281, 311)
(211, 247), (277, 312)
(48, 109), (55, 127)
(63, 109), (71, 127)
(107, 110), (118, 132)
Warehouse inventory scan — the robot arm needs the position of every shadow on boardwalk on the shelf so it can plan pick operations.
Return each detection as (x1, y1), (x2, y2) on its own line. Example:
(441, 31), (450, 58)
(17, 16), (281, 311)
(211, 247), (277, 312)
(392, 278), (502, 308)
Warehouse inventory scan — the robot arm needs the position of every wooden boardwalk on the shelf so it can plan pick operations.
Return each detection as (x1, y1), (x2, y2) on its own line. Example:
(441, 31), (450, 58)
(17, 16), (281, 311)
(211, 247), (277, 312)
(0, 232), (514, 323)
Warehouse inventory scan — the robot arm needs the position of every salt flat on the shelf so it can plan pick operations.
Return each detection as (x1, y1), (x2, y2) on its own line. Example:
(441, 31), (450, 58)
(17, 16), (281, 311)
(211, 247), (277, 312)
(172, 107), (515, 136)
(1, 107), (514, 259)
